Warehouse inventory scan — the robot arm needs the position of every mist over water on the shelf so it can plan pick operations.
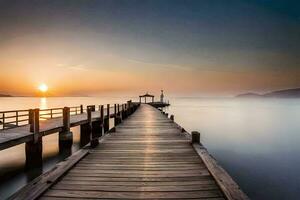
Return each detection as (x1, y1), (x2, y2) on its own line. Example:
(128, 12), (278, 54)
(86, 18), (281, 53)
(0, 97), (300, 199)
(166, 97), (300, 200)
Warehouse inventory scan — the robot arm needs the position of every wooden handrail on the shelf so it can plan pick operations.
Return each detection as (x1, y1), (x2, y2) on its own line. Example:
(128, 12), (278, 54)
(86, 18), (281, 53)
(0, 102), (137, 130)
(0, 106), (80, 130)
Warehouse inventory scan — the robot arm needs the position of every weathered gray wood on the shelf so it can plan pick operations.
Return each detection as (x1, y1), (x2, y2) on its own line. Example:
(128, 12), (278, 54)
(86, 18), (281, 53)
(57, 179), (217, 186)
(170, 114), (174, 121)
(43, 190), (223, 199)
(193, 144), (249, 200)
(51, 184), (219, 192)
(0, 102), (139, 152)
(9, 149), (89, 200)
(59, 107), (73, 150)
(192, 131), (201, 144)
(103, 104), (110, 133)
(9, 103), (246, 200)
(37, 104), (226, 199)
(25, 108), (42, 169)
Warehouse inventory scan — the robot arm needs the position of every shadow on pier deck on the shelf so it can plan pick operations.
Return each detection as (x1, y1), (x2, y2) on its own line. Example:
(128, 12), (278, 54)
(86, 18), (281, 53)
(10, 104), (248, 200)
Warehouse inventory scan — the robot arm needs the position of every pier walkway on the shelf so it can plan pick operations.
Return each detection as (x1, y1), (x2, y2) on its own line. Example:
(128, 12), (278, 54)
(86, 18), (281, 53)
(0, 109), (105, 151)
(11, 104), (248, 200)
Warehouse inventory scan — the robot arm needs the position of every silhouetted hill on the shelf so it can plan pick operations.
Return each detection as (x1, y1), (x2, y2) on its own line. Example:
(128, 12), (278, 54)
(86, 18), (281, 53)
(264, 88), (300, 98)
(0, 94), (12, 97)
(236, 92), (262, 98)
(237, 88), (300, 98)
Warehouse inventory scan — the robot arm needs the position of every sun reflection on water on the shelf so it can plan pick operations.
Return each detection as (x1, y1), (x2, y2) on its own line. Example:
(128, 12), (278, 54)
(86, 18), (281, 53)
(40, 97), (48, 110)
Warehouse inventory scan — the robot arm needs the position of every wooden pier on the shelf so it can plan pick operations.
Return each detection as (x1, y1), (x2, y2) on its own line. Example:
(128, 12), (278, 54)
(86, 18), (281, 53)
(0, 101), (135, 168)
(6, 103), (249, 200)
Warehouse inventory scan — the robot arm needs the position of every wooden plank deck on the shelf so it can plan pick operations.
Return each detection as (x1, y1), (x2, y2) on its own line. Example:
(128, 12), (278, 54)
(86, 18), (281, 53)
(10, 104), (248, 200)
(38, 104), (225, 199)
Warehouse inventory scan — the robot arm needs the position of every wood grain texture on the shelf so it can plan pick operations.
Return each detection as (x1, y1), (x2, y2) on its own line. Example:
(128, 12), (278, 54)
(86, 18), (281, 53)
(193, 144), (249, 200)
(39, 104), (226, 199)
(11, 104), (247, 200)
(0, 111), (102, 150)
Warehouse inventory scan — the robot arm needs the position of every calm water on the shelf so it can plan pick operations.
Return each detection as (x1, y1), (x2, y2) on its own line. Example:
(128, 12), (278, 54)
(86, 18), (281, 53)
(0, 97), (300, 199)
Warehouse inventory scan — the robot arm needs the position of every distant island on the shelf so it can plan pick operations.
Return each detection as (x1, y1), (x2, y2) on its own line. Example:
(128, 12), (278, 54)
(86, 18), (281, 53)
(237, 88), (300, 98)
(0, 94), (12, 97)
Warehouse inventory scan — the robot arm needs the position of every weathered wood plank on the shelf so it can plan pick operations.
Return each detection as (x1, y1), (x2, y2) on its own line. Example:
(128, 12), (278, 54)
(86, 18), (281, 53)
(61, 176), (215, 182)
(193, 144), (249, 200)
(43, 190), (224, 199)
(51, 184), (219, 192)
(40, 197), (225, 200)
(0, 110), (101, 151)
(9, 149), (89, 200)
(57, 180), (217, 186)
(8, 103), (247, 199)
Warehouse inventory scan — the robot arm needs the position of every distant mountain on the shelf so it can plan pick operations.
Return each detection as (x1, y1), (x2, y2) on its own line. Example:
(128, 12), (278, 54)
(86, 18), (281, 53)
(237, 88), (300, 98)
(264, 88), (300, 98)
(236, 92), (262, 98)
(0, 94), (12, 97)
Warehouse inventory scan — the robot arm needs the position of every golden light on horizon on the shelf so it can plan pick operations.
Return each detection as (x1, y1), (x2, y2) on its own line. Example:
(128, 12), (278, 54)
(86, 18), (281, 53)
(38, 83), (48, 93)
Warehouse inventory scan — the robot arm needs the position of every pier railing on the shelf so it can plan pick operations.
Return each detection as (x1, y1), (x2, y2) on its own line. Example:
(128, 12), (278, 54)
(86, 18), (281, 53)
(0, 100), (140, 169)
(0, 103), (130, 130)
(0, 106), (82, 130)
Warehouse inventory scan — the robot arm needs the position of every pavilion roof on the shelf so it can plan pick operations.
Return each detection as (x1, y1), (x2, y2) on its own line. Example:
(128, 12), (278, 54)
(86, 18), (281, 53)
(139, 93), (154, 97)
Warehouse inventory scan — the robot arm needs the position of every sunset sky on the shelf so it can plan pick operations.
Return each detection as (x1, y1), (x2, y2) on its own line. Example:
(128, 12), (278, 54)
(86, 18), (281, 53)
(0, 0), (299, 96)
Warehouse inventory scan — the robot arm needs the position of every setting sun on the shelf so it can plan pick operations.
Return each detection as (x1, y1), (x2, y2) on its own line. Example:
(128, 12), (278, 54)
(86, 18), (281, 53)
(38, 84), (48, 93)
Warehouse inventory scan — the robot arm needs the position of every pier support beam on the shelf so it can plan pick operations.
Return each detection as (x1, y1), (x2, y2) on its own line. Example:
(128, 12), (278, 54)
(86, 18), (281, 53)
(121, 104), (125, 120)
(80, 105), (83, 114)
(80, 123), (90, 147)
(26, 108), (42, 169)
(114, 104), (117, 127)
(192, 131), (201, 144)
(104, 104), (110, 133)
(114, 104), (122, 126)
(170, 115), (174, 121)
(80, 106), (94, 146)
(117, 104), (121, 124)
(91, 120), (101, 147)
(100, 105), (104, 133)
(123, 104), (128, 119)
(90, 104), (101, 148)
(127, 100), (132, 115)
(59, 107), (73, 151)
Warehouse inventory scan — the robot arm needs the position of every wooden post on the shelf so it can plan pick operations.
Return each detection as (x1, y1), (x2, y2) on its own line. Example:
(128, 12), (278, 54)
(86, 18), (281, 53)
(100, 105), (104, 135)
(26, 108), (42, 169)
(28, 109), (33, 126)
(170, 115), (174, 121)
(127, 101), (131, 115)
(91, 105), (101, 148)
(16, 111), (19, 126)
(121, 104), (125, 120)
(59, 107), (73, 151)
(80, 107), (91, 146)
(87, 105), (95, 112)
(100, 105), (104, 132)
(124, 104), (127, 119)
(114, 104), (117, 126)
(80, 105), (83, 114)
(117, 104), (121, 123)
(192, 131), (201, 144)
(104, 104), (110, 133)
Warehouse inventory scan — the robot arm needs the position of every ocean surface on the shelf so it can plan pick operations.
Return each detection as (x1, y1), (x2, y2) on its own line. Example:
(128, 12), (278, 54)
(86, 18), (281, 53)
(0, 97), (299, 199)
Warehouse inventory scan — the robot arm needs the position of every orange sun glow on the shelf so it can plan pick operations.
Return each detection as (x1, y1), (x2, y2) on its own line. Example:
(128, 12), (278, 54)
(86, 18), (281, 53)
(38, 84), (48, 93)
